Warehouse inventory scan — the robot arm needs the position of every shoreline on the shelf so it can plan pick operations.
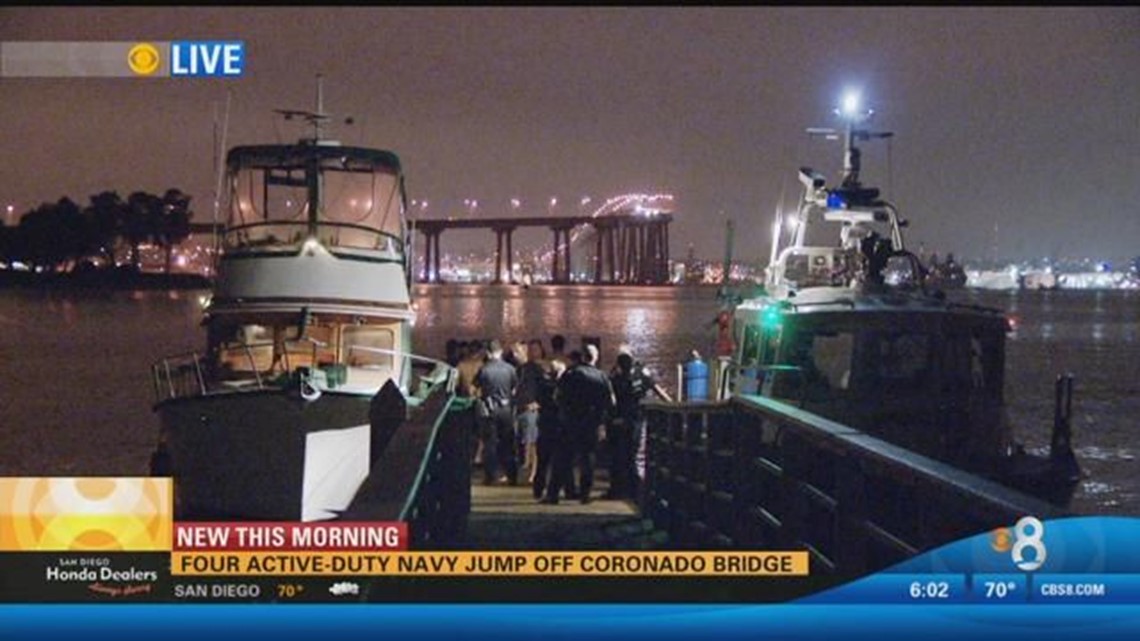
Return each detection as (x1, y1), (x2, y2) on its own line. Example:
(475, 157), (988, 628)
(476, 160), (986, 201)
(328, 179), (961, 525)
(0, 269), (213, 290)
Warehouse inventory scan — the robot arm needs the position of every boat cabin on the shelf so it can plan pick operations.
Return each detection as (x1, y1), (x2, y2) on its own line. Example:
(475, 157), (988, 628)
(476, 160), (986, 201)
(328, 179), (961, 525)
(733, 296), (1014, 473)
(195, 141), (417, 397)
(203, 311), (411, 395)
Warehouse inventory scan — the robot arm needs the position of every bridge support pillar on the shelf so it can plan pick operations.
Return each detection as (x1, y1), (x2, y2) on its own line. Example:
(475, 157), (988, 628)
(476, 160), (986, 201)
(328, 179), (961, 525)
(492, 225), (516, 284)
(550, 225), (574, 284)
(417, 226), (444, 283)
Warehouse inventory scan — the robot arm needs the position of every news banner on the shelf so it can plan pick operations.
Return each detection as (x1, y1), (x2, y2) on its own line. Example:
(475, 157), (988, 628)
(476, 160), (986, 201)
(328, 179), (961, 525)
(4, 478), (1140, 606)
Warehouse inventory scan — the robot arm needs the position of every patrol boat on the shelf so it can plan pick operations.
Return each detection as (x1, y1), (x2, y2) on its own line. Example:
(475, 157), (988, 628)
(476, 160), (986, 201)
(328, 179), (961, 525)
(726, 95), (1080, 506)
(149, 77), (455, 521)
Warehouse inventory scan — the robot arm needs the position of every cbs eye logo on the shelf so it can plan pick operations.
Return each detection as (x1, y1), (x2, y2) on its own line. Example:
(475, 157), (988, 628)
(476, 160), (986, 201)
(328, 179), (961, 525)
(127, 43), (161, 76)
(991, 516), (1047, 571)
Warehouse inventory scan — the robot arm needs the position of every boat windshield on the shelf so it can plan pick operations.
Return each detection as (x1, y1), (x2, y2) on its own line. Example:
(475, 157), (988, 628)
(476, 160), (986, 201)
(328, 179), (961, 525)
(225, 146), (405, 251)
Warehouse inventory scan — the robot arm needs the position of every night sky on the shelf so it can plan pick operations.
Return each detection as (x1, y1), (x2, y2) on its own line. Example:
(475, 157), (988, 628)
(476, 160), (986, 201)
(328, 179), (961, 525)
(2, 7), (1138, 263)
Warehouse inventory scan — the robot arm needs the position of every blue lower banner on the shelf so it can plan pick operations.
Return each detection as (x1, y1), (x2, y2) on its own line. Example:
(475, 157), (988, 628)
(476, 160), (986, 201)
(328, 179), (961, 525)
(6, 517), (1140, 638)
(3, 605), (1140, 640)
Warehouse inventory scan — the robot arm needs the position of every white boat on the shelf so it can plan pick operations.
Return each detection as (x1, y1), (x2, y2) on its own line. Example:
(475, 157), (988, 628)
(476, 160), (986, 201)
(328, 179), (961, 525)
(724, 94), (1080, 505)
(149, 78), (457, 521)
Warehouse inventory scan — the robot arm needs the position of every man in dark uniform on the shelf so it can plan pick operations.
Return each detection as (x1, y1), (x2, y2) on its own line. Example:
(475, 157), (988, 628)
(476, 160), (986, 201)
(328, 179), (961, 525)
(552, 344), (614, 504)
(605, 346), (669, 499)
(534, 359), (567, 502)
(474, 340), (518, 485)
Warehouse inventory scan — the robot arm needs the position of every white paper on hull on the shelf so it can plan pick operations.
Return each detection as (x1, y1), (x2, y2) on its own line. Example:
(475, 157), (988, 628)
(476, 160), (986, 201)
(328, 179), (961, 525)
(301, 424), (371, 521)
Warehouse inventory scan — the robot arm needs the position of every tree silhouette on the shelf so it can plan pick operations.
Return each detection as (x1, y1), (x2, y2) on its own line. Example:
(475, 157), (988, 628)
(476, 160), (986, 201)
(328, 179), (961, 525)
(4, 188), (197, 278)
(0, 220), (11, 267)
(125, 191), (163, 271)
(159, 188), (194, 273)
(85, 191), (127, 266)
(15, 202), (61, 271)
(55, 197), (87, 271)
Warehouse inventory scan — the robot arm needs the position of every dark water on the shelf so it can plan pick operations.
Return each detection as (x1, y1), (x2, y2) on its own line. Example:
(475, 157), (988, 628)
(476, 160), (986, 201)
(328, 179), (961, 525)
(0, 285), (1135, 515)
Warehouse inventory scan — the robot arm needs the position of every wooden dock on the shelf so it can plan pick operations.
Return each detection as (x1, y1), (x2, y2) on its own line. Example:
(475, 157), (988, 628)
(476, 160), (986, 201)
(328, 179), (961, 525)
(459, 475), (666, 550)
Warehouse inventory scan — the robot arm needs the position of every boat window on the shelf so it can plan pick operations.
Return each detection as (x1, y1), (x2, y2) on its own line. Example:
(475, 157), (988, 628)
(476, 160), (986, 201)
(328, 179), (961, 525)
(884, 255), (922, 287)
(774, 331), (833, 396)
(783, 254), (810, 285)
(232, 168), (309, 226)
(212, 324), (275, 378)
(940, 333), (976, 393)
(227, 162), (403, 252)
(343, 326), (396, 369)
(283, 324), (336, 370)
(781, 249), (854, 288)
(875, 332), (932, 389)
(974, 328), (1004, 402)
(739, 323), (762, 365)
(321, 168), (403, 238)
(812, 331), (854, 390)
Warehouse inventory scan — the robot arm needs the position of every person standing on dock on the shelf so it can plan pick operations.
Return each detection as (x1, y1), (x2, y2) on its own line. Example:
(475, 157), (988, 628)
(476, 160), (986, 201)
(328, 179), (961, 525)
(554, 343), (614, 504)
(515, 339), (547, 485)
(456, 341), (486, 398)
(474, 340), (519, 486)
(606, 346), (670, 500)
(550, 334), (568, 366)
(535, 359), (568, 503)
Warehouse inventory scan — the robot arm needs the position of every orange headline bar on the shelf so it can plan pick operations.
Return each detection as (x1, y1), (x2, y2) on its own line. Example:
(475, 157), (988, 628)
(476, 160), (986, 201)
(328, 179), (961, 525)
(171, 551), (809, 577)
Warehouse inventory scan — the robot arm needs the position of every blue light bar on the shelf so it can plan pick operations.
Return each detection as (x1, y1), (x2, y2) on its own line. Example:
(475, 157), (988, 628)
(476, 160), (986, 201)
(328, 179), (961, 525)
(826, 192), (846, 209)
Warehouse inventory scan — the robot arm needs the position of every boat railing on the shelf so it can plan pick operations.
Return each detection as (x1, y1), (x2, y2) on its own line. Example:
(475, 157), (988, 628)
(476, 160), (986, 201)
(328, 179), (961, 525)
(223, 221), (403, 254)
(641, 395), (1066, 578)
(151, 352), (211, 403)
(152, 344), (455, 403)
(151, 343), (270, 402)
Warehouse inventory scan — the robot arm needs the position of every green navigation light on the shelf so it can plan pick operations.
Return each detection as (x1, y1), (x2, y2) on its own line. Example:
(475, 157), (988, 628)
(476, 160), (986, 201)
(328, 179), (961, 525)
(761, 305), (783, 331)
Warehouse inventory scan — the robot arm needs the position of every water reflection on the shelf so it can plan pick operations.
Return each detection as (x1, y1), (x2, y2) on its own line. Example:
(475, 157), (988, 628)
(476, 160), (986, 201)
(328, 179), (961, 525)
(1, 286), (1138, 517)
(412, 285), (699, 379)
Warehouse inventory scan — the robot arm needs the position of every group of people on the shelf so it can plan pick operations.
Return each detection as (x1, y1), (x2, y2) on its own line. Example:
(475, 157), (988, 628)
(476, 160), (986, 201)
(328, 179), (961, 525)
(446, 335), (670, 505)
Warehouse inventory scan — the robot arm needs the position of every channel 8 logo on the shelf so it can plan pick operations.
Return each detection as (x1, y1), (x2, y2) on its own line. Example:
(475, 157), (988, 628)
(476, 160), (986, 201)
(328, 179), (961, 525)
(991, 516), (1047, 571)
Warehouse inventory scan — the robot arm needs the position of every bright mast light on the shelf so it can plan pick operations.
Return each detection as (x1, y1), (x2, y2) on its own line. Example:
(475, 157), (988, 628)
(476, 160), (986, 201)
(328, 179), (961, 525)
(840, 91), (861, 119)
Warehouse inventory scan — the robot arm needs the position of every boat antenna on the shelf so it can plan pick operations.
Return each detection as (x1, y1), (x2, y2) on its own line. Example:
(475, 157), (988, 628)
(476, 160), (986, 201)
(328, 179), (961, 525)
(274, 74), (354, 144)
(769, 179), (787, 269)
(721, 215), (734, 286)
(807, 91), (893, 189)
(211, 88), (233, 275)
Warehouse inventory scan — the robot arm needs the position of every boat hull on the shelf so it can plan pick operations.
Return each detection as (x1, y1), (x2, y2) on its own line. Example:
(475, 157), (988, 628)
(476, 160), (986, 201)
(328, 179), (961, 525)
(154, 387), (401, 521)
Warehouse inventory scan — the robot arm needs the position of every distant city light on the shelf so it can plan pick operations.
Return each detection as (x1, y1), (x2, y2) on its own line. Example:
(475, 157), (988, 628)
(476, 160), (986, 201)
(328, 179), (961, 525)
(510, 198), (521, 209)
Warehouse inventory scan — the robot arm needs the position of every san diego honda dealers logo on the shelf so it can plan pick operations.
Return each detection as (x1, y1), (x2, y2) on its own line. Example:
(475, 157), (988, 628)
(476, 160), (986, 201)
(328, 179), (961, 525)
(46, 555), (159, 597)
